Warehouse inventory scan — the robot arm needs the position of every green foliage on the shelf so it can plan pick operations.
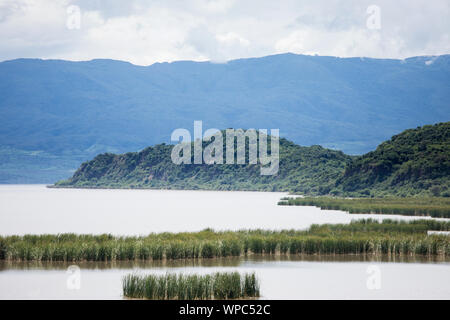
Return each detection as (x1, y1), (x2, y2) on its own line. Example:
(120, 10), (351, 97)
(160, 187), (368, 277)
(54, 122), (450, 197)
(1, 220), (449, 261)
(54, 131), (351, 195)
(279, 197), (450, 218)
(122, 272), (259, 300)
(335, 122), (450, 197)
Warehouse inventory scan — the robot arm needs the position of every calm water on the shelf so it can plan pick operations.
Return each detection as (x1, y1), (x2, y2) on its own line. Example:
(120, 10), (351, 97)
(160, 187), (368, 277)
(0, 185), (449, 299)
(0, 185), (442, 235)
(1, 256), (449, 300)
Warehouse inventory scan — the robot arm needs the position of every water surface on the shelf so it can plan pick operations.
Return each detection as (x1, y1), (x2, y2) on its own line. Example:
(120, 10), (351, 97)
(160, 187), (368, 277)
(1, 185), (449, 300)
(0, 185), (442, 235)
(0, 256), (449, 300)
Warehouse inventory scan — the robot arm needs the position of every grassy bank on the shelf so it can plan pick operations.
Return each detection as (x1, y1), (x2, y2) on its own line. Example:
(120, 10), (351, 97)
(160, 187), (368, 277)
(1, 220), (449, 261)
(278, 197), (450, 218)
(123, 272), (259, 300)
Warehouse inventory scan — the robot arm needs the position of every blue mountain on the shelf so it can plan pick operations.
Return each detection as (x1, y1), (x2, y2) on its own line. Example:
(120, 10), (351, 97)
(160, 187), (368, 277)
(0, 53), (449, 183)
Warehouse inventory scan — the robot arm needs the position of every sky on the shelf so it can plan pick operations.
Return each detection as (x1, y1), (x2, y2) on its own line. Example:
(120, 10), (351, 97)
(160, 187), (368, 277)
(0, 0), (449, 65)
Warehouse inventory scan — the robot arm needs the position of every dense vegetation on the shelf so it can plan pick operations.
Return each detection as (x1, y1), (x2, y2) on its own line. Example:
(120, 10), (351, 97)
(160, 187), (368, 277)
(55, 131), (351, 194)
(55, 122), (449, 197)
(279, 197), (450, 218)
(1, 220), (449, 261)
(335, 122), (450, 197)
(123, 272), (260, 300)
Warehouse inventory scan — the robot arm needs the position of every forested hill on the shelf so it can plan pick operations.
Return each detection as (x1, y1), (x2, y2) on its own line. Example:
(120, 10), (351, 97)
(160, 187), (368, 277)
(55, 123), (450, 197)
(54, 134), (352, 193)
(335, 122), (450, 197)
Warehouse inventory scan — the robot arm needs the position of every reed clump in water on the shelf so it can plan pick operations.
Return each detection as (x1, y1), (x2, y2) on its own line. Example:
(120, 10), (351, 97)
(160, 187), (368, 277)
(122, 272), (260, 300)
(278, 197), (450, 218)
(1, 219), (449, 261)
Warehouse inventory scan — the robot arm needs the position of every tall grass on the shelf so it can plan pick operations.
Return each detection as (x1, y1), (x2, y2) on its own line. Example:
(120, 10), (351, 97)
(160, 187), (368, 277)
(1, 219), (449, 261)
(278, 197), (450, 218)
(123, 272), (260, 299)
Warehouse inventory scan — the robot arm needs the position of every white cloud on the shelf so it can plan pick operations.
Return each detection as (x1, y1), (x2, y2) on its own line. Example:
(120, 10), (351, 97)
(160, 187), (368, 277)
(275, 27), (404, 59)
(0, 0), (448, 65)
(216, 32), (250, 47)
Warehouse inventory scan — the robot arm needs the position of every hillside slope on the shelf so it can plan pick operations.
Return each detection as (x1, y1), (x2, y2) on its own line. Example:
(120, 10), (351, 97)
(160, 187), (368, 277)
(1, 53), (450, 182)
(56, 123), (450, 197)
(335, 122), (450, 197)
(55, 134), (352, 193)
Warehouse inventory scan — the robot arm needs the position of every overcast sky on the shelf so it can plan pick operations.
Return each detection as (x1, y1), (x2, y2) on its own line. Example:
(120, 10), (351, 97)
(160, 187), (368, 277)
(0, 0), (449, 65)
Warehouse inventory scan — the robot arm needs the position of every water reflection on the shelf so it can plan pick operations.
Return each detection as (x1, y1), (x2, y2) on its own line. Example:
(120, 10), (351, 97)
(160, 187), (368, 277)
(1, 254), (448, 271)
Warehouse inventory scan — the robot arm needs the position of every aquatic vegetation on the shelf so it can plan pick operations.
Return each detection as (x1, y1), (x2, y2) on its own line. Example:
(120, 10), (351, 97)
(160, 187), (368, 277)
(1, 219), (449, 261)
(278, 197), (450, 218)
(122, 272), (260, 300)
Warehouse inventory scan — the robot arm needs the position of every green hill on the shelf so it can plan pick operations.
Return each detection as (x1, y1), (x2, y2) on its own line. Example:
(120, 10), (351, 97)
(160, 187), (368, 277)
(55, 123), (450, 197)
(335, 122), (450, 197)
(54, 132), (351, 193)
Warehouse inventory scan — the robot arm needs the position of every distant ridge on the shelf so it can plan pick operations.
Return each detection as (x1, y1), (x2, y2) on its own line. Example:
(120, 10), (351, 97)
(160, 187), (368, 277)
(1, 53), (449, 182)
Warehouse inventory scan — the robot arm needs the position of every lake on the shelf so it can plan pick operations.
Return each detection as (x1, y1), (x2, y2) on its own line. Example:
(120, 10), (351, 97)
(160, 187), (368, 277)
(1, 256), (449, 299)
(0, 185), (449, 300)
(0, 185), (440, 235)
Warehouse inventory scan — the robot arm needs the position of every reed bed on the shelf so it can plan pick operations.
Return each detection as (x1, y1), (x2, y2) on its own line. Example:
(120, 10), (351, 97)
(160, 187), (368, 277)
(122, 272), (260, 299)
(278, 197), (450, 218)
(1, 220), (449, 261)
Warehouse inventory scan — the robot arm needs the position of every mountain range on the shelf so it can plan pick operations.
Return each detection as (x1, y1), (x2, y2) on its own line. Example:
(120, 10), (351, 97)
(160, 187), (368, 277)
(1, 53), (449, 183)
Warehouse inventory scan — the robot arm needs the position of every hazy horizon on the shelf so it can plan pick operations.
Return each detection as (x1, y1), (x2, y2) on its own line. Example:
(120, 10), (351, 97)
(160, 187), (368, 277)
(2, 51), (450, 67)
(1, 0), (449, 65)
